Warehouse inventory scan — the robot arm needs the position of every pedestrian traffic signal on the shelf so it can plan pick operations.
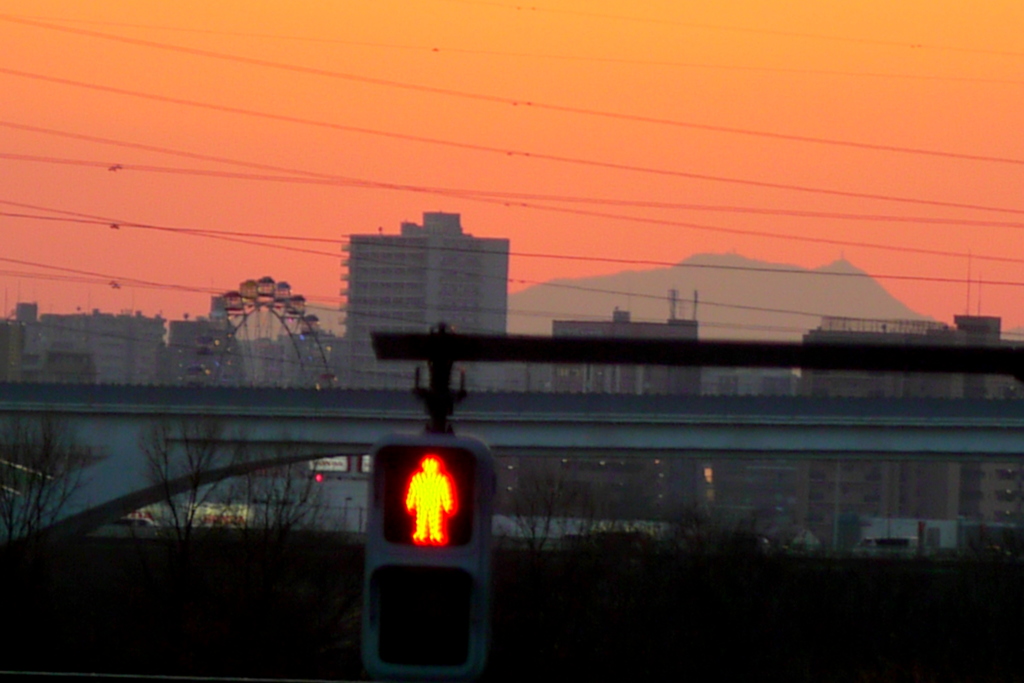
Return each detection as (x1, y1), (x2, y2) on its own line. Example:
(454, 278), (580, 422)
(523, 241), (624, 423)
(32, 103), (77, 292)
(362, 433), (495, 681)
(381, 445), (476, 548)
(402, 454), (459, 545)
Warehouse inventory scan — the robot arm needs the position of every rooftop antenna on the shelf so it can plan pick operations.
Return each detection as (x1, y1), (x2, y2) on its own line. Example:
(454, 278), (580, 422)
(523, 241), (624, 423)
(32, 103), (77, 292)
(669, 288), (679, 322)
(692, 290), (699, 321)
(966, 251), (972, 315)
(978, 274), (983, 316)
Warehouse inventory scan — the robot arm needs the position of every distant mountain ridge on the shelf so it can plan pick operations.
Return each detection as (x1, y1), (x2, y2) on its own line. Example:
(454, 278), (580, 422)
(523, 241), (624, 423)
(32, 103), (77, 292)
(507, 252), (930, 340)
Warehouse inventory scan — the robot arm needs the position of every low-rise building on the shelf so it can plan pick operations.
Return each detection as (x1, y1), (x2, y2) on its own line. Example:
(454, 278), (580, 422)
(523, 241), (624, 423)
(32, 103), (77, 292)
(552, 308), (700, 395)
(800, 315), (1018, 544)
(20, 304), (166, 385)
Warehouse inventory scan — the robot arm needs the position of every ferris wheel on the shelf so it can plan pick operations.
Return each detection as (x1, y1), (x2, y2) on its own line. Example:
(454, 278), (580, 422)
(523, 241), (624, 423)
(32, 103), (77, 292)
(214, 276), (336, 388)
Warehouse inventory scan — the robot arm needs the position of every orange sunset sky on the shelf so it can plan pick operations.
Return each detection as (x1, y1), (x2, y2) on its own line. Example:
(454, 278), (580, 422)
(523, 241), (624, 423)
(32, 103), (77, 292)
(1, 0), (1022, 334)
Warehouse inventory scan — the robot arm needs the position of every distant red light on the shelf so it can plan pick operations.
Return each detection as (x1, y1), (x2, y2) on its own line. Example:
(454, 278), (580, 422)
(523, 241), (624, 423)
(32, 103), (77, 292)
(314, 472), (324, 483)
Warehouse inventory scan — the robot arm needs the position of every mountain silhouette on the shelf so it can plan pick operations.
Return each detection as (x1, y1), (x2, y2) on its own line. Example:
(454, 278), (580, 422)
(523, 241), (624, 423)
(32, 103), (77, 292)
(508, 252), (929, 339)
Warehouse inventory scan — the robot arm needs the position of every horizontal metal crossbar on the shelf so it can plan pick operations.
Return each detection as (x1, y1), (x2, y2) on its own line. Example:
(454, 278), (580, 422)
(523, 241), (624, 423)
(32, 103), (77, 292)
(372, 332), (1024, 381)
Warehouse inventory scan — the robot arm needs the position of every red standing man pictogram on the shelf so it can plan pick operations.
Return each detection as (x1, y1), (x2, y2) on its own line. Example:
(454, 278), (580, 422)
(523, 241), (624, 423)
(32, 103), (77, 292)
(405, 455), (458, 545)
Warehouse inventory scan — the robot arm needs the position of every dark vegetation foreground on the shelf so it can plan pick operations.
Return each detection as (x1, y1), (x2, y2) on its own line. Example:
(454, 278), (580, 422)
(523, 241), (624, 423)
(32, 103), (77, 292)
(4, 533), (1024, 682)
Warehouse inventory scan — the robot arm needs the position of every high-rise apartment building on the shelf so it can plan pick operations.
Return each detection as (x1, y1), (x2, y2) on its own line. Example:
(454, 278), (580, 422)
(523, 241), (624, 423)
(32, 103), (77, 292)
(341, 212), (509, 388)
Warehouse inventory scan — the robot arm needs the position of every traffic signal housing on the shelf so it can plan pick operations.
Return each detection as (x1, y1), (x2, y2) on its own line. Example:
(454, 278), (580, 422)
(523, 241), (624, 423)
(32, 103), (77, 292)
(362, 433), (495, 681)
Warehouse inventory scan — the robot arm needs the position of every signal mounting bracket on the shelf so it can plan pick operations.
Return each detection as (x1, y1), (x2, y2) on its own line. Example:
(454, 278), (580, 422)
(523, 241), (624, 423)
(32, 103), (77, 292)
(411, 324), (466, 434)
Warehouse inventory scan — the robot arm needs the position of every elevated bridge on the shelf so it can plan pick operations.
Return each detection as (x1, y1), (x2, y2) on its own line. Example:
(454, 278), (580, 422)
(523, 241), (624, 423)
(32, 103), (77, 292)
(2, 382), (1024, 535)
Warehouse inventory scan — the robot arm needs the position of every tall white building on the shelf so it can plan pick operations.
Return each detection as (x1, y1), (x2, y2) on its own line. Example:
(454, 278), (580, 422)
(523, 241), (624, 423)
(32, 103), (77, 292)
(341, 212), (509, 388)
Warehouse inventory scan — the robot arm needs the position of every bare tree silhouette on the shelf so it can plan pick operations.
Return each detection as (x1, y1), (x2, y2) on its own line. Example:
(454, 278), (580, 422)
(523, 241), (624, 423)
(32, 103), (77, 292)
(509, 460), (597, 553)
(0, 414), (92, 550)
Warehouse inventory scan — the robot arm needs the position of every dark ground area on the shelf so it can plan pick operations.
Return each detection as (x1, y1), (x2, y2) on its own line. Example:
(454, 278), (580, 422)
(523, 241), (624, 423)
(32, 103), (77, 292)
(5, 533), (1024, 682)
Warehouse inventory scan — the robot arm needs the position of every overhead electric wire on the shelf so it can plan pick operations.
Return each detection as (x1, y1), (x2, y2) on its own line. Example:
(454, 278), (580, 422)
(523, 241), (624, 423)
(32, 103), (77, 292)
(443, 0), (1024, 59)
(0, 277), (957, 360)
(18, 15), (1024, 87)
(0, 208), (348, 262)
(8, 178), (1024, 273)
(4, 12), (1019, 337)
(0, 210), (339, 246)
(0, 120), (377, 194)
(2, 87), (1021, 218)
(10, 203), (1024, 338)
(0, 254), (217, 298)
(2, 216), (1018, 344)
(6, 140), (1024, 228)
(500, 200), (1024, 267)
(0, 205), (368, 265)
(5, 202), (1024, 298)
(2, 15), (1022, 166)
(0, 222), (933, 323)
(0, 268), (117, 288)
(0, 188), (950, 339)
(0, 248), (1004, 348)
(6, 154), (1024, 269)
(0, 266), (643, 334)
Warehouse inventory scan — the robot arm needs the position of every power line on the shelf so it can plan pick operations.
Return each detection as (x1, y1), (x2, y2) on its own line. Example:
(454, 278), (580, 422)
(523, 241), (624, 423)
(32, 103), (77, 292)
(8, 207), (1024, 340)
(0, 234), (917, 329)
(424, 243), (979, 328)
(246, 255), (1024, 328)
(441, 0), (1024, 59)
(0, 254), (214, 296)
(0, 268), (115, 288)
(8, 204), (1024, 268)
(0, 251), (1002, 351)
(338, 252), (879, 326)
(0, 206), (1015, 304)
(0, 120), (381, 197)
(0, 208), (356, 263)
(6, 146), (1024, 229)
(4, 114), (1023, 218)
(0, 257), (677, 330)
(9, 187), (1024, 275)
(497, 200), (1024, 267)
(4, 205), (1022, 334)
(0, 245), (343, 314)
(5, 288), (985, 379)
(14, 15), (1024, 87)
(10, 207), (1022, 352)
(3, 15), (1022, 166)
(0, 197), (340, 242)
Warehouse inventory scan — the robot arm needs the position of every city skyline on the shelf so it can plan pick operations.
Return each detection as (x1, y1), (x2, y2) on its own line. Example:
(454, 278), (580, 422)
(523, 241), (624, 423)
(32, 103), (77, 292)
(5, 247), (1022, 339)
(2, 2), (1021, 331)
